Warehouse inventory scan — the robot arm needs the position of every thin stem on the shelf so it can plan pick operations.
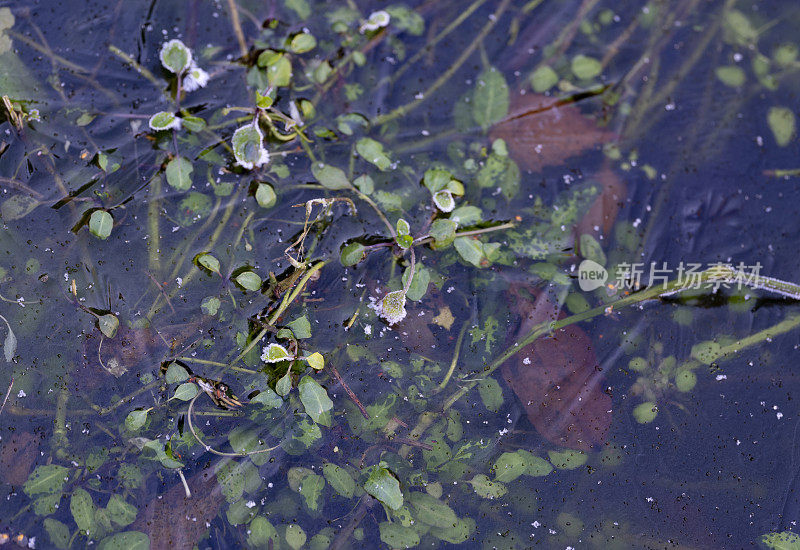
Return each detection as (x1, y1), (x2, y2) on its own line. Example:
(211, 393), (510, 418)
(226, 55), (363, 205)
(435, 321), (469, 392)
(226, 0), (248, 57)
(371, 0), (512, 126)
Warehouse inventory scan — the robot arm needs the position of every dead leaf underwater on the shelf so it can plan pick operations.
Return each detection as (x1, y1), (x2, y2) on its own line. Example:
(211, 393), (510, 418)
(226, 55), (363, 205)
(501, 287), (611, 451)
(490, 92), (613, 173)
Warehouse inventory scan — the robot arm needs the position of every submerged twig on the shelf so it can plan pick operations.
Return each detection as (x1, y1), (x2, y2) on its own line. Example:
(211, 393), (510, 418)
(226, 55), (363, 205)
(0, 378), (13, 416)
(329, 363), (369, 419)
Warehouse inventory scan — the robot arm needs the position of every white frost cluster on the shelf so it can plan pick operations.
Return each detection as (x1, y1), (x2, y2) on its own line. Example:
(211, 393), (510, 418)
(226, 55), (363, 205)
(370, 290), (407, 325)
(360, 10), (390, 33)
(183, 63), (210, 92)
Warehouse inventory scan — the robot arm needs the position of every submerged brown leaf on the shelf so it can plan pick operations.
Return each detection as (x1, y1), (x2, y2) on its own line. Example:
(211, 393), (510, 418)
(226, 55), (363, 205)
(0, 431), (40, 485)
(501, 287), (611, 451)
(132, 467), (224, 549)
(489, 92), (612, 172)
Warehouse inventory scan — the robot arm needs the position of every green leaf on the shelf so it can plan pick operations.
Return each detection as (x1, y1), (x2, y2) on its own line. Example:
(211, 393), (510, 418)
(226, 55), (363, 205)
(232, 124), (268, 169)
(395, 234), (413, 249)
(768, 106), (796, 147)
(761, 531), (800, 550)
(477, 378), (503, 412)
(181, 115), (206, 132)
(472, 66), (509, 130)
(476, 153), (520, 200)
(521, 451), (554, 476)
(216, 461), (246, 502)
(1, 194), (39, 220)
(492, 451), (526, 483)
(470, 474), (507, 499)
(262, 343), (292, 363)
(571, 54), (602, 80)
(248, 517), (279, 548)
(356, 137), (392, 171)
(306, 351), (324, 370)
(380, 522), (420, 548)
(289, 32), (316, 53)
(432, 190), (455, 212)
(579, 233), (606, 265)
(453, 237), (484, 267)
(723, 9), (758, 46)
(715, 65), (746, 88)
(430, 218), (457, 248)
(106, 494), (137, 527)
(396, 218), (411, 236)
(323, 463), (355, 498)
(125, 409), (148, 431)
(3, 324), (16, 363)
(235, 271), (262, 291)
(250, 387), (283, 409)
(267, 55), (292, 87)
(633, 401), (658, 424)
(148, 111), (180, 131)
(364, 467), (403, 510)
(423, 168), (452, 193)
(276, 369), (292, 396)
(70, 488), (96, 534)
(200, 296), (221, 315)
(164, 363), (190, 383)
(24, 464), (70, 497)
(195, 253), (220, 274)
(409, 491), (457, 528)
(89, 210), (113, 239)
(690, 340), (721, 364)
(97, 531), (149, 550)
(160, 39), (192, 73)
(311, 163), (350, 190)
(340, 242), (366, 266)
(547, 449), (588, 470)
(402, 265), (430, 302)
(165, 156), (193, 191)
(172, 382), (199, 401)
(44, 518), (71, 550)
(376, 290), (407, 325)
(298, 376), (333, 424)
(288, 316), (312, 338)
(97, 314), (119, 338)
(284, 524), (307, 550)
(33, 493), (63, 516)
(430, 517), (475, 545)
(299, 473), (325, 511)
(255, 183), (277, 208)
(284, 0), (310, 18)
(530, 64), (559, 92)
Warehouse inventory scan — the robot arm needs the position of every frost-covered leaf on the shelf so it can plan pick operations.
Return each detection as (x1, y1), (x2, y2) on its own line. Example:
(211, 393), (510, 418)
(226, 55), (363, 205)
(432, 190), (455, 212)
(373, 290), (407, 325)
(160, 39), (192, 73)
(262, 343), (292, 363)
(232, 124), (269, 170)
(148, 111), (180, 131)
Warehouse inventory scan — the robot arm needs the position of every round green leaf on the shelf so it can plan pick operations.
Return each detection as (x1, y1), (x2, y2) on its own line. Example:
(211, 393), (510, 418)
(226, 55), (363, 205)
(235, 271), (262, 291)
(470, 474), (507, 499)
(89, 210), (113, 239)
(571, 54), (602, 80)
(633, 401), (658, 424)
(715, 65), (746, 88)
(284, 524), (306, 550)
(255, 183), (277, 208)
(768, 106), (796, 147)
(380, 522), (420, 549)
(164, 363), (190, 384)
(166, 156), (193, 191)
(311, 163), (350, 190)
(492, 451), (526, 483)
(148, 111), (180, 131)
(248, 517), (278, 548)
(172, 382), (199, 401)
(98, 314), (119, 338)
(530, 64), (558, 92)
(125, 409), (148, 431)
(200, 296), (221, 315)
(289, 32), (316, 53)
(547, 449), (588, 470)
(340, 242), (366, 266)
(195, 253), (221, 274)
(160, 39), (192, 73)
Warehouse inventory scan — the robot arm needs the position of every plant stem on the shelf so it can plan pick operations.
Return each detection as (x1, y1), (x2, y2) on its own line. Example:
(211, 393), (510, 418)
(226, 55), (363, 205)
(371, 0), (512, 126)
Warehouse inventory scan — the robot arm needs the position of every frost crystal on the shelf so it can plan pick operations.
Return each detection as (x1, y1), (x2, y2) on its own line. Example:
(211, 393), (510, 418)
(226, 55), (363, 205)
(361, 10), (390, 33)
(148, 111), (181, 131)
(183, 63), (210, 92)
(372, 290), (407, 325)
